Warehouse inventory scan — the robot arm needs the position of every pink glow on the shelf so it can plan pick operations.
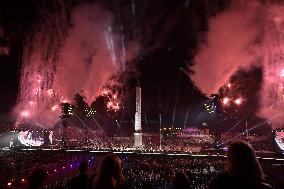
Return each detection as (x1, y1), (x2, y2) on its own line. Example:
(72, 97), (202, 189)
(47, 89), (54, 96)
(234, 98), (242, 105)
(227, 83), (232, 89)
(280, 69), (284, 78)
(222, 97), (230, 105)
(21, 111), (29, 118)
(51, 105), (58, 111)
(107, 102), (113, 107)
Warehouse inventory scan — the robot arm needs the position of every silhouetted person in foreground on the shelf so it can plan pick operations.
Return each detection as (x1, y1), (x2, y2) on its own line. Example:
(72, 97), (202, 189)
(69, 161), (88, 189)
(209, 141), (272, 189)
(27, 169), (47, 189)
(87, 167), (97, 189)
(93, 154), (127, 189)
(171, 172), (193, 189)
(141, 181), (154, 189)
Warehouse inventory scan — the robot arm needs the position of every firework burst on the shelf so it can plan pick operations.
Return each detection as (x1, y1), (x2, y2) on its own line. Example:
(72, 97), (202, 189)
(101, 88), (122, 112)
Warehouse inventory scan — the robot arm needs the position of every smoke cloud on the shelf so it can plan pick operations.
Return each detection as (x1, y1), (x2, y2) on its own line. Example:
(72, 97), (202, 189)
(191, 1), (262, 95)
(191, 0), (284, 128)
(16, 2), (139, 127)
(57, 4), (119, 104)
(258, 3), (284, 128)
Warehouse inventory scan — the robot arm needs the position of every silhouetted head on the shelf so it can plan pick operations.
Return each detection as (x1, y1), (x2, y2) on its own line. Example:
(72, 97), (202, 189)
(142, 181), (154, 189)
(93, 154), (125, 189)
(171, 172), (192, 189)
(28, 169), (47, 189)
(79, 161), (88, 175)
(226, 140), (264, 182)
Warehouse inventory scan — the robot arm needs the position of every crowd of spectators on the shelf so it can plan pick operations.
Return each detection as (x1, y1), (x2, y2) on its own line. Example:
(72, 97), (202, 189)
(0, 150), (95, 188)
(1, 141), (284, 189)
(49, 127), (276, 153)
(50, 129), (216, 152)
(121, 155), (224, 189)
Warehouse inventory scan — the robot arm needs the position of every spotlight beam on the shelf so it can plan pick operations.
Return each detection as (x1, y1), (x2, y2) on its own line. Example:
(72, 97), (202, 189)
(220, 111), (284, 146)
(217, 115), (248, 144)
(91, 117), (113, 146)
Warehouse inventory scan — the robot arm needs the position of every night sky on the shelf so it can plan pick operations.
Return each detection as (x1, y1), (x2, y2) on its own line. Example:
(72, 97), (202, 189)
(1, 0), (266, 134)
(0, 1), (227, 106)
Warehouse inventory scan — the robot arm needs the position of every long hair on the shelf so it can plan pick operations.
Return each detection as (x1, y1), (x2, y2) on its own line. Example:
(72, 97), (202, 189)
(226, 140), (264, 182)
(93, 154), (125, 189)
(28, 169), (47, 189)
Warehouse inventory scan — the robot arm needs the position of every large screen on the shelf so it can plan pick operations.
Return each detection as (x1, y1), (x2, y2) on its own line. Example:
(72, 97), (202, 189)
(16, 130), (53, 147)
(275, 131), (284, 151)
